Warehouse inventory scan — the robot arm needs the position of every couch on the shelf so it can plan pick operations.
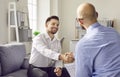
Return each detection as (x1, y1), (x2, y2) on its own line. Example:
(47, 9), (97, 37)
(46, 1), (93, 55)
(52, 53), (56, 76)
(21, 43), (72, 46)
(0, 43), (29, 77)
(0, 43), (48, 77)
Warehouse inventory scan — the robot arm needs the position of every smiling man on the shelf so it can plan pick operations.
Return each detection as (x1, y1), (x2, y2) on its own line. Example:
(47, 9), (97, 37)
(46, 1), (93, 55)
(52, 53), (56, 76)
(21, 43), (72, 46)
(28, 16), (74, 77)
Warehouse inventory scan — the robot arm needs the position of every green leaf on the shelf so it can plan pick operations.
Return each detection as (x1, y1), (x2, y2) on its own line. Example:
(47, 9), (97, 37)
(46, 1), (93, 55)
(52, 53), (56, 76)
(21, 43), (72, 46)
(33, 31), (40, 36)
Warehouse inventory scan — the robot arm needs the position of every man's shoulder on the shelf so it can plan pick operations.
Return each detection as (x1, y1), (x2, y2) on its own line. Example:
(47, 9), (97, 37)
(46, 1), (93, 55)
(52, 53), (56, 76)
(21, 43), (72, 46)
(36, 33), (46, 37)
(33, 33), (45, 40)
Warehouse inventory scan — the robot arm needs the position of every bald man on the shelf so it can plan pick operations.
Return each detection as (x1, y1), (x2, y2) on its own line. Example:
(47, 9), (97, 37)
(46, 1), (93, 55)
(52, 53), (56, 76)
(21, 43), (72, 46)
(75, 3), (120, 77)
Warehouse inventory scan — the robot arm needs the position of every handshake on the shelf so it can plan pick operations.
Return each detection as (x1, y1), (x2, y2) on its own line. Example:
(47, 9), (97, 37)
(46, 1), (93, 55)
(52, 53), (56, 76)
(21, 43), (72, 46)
(59, 52), (75, 63)
(54, 52), (74, 77)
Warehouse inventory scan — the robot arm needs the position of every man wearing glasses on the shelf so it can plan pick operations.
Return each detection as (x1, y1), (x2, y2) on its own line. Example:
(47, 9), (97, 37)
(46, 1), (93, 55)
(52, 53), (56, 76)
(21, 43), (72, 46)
(75, 2), (120, 77)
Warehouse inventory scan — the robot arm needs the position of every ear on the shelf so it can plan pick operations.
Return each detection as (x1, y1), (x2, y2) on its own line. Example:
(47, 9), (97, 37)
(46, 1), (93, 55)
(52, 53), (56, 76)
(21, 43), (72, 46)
(95, 12), (98, 18)
(45, 23), (48, 27)
(79, 19), (84, 24)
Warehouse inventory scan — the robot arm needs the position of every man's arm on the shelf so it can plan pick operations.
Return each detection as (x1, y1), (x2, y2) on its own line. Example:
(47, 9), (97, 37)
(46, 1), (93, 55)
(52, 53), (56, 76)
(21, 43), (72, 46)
(33, 35), (74, 63)
(33, 36), (60, 60)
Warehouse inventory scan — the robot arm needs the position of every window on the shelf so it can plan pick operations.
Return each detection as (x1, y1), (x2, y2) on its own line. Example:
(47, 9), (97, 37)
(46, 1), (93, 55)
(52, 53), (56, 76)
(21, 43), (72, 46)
(28, 0), (37, 32)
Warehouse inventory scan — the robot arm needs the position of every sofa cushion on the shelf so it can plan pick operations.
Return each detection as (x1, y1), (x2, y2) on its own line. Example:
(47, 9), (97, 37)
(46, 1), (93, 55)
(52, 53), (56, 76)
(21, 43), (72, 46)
(1, 69), (27, 77)
(0, 63), (2, 76)
(0, 43), (26, 75)
(30, 68), (48, 77)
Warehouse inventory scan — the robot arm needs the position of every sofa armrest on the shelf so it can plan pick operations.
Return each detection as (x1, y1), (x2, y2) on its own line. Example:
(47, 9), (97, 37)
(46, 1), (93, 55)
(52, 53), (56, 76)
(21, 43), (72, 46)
(21, 55), (30, 69)
(21, 58), (29, 69)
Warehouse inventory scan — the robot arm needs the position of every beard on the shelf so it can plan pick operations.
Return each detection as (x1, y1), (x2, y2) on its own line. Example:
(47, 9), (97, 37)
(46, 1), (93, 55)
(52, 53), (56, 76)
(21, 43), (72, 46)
(49, 28), (58, 34)
(50, 31), (57, 34)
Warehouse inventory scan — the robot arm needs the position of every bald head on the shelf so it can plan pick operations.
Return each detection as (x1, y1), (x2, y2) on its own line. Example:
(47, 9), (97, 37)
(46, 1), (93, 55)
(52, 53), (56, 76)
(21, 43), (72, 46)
(77, 3), (97, 20)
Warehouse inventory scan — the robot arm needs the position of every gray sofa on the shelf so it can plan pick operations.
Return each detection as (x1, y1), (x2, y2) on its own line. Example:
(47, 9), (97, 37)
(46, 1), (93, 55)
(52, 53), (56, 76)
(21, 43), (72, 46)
(0, 43), (29, 77)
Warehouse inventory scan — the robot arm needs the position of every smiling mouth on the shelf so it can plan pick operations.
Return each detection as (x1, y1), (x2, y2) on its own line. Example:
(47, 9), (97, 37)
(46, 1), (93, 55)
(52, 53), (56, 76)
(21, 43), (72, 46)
(52, 28), (58, 31)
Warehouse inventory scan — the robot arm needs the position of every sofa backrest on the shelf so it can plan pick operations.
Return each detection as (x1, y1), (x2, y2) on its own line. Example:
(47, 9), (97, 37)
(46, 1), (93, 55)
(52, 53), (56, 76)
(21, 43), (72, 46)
(0, 63), (1, 76)
(0, 43), (26, 76)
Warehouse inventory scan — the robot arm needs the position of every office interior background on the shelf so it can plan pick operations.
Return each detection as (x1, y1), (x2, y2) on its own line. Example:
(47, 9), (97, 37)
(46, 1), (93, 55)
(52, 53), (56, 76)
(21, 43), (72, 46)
(0, 0), (120, 53)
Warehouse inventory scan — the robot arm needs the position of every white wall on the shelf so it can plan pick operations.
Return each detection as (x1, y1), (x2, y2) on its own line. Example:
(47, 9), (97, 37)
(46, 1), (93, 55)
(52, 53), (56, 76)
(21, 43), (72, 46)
(60, 0), (120, 53)
(0, 0), (9, 44)
(37, 0), (50, 33)
(59, 0), (77, 53)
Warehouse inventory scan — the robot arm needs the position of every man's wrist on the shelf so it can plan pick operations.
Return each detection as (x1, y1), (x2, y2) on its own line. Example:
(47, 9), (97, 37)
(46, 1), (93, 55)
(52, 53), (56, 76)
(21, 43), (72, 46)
(59, 54), (62, 60)
(59, 54), (63, 60)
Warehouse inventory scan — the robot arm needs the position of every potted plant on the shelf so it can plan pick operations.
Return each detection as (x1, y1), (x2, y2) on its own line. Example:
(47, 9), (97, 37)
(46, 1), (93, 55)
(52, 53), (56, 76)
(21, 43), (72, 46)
(33, 31), (40, 36)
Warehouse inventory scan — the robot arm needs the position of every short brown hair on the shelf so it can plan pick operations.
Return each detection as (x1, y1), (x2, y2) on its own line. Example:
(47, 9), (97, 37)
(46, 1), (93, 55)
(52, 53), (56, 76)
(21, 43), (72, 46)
(45, 15), (59, 24)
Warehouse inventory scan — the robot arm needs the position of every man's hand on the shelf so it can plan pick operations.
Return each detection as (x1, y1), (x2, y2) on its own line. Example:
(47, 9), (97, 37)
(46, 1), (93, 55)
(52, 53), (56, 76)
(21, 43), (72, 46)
(59, 52), (74, 63)
(54, 67), (62, 77)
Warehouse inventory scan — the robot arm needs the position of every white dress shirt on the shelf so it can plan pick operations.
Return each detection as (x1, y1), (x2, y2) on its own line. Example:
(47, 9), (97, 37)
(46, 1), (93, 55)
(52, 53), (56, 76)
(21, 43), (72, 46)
(29, 32), (63, 67)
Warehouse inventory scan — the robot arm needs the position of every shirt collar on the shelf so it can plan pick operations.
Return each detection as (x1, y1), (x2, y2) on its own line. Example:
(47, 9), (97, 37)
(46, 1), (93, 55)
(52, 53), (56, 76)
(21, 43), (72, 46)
(86, 22), (100, 33)
(44, 32), (57, 41)
(44, 32), (51, 39)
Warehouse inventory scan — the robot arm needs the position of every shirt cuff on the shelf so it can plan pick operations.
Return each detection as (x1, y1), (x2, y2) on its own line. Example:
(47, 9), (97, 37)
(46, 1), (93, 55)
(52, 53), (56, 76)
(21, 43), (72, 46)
(55, 60), (64, 68)
(55, 53), (60, 60)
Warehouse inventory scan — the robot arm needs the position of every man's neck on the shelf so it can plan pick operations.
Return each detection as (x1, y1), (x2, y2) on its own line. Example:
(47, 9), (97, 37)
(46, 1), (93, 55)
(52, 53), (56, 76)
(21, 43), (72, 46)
(84, 20), (98, 29)
(48, 32), (54, 40)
